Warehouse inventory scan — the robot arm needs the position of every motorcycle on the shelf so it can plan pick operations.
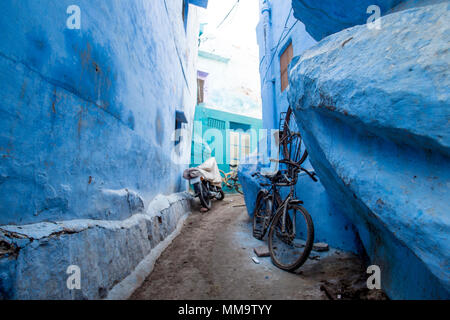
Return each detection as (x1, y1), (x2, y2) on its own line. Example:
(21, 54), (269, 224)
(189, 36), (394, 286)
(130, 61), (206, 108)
(183, 157), (225, 210)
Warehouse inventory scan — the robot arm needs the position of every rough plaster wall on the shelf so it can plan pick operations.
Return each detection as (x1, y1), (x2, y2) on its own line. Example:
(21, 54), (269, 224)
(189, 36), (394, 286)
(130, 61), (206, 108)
(0, 0), (201, 300)
(291, 0), (406, 41)
(0, 0), (199, 225)
(0, 193), (192, 300)
(287, 2), (449, 299)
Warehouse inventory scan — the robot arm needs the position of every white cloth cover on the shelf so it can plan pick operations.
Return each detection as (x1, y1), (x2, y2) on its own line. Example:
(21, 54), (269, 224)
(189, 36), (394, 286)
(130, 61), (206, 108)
(183, 157), (222, 186)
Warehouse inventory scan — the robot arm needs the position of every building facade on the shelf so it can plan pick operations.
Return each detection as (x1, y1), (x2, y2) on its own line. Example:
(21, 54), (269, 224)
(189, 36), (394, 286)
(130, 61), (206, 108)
(0, 0), (207, 299)
(191, 105), (262, 175)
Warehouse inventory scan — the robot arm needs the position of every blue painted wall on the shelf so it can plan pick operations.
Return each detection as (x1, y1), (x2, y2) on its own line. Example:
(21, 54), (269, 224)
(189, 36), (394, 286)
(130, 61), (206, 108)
(287, 0), (449, 299)
(291, 0), (406, 41)
(248, 0), (362, 254)
(190, 0), (209, 9)
(0, 0), (207, 300)
(0, 0), (200, 225)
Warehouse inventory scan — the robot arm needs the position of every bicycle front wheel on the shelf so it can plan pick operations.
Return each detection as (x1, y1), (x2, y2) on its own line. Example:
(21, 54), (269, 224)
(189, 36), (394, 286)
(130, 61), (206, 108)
(268, 204), (314, 271)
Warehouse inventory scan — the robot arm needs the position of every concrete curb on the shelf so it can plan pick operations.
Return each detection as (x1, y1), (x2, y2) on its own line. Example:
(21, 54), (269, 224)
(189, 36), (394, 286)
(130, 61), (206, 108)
(105, 211), (190, 300)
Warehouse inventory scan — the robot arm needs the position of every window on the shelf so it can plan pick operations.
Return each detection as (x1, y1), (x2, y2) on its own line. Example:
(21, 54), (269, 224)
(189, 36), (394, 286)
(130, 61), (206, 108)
(197, 78), (205, 104)
(174, 110), (188, 147)
(197, 70), (208, 104)
(229, 131), (240, 168)
(207, 117), (225, 130)
(241, 133), (251, 159)
(280, 42), (293, 92)
(229, 131), (251, 168)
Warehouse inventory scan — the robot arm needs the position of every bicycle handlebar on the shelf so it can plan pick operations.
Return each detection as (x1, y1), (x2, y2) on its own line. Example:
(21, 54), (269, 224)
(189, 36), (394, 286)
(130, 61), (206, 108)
(278, 159), (318, 182)
(301, 168), (318, 182)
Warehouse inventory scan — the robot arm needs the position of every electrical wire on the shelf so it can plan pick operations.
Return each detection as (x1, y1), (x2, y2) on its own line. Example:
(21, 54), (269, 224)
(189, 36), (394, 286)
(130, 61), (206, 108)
(216, 0), (240, 29)
(262, 7), (293, 82)
(199, 0), (240, 46)
(262, 8), (298, 85)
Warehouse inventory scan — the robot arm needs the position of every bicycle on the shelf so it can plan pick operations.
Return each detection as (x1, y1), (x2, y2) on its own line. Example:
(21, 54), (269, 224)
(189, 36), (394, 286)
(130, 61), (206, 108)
(220, 169), (243, 194)
(252, 106), (317, 271)
(252, 160), (317, 271)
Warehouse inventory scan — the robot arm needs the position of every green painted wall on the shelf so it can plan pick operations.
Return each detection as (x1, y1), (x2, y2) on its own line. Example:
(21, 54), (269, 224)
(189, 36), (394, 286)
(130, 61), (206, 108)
(191, 105), (262, 175)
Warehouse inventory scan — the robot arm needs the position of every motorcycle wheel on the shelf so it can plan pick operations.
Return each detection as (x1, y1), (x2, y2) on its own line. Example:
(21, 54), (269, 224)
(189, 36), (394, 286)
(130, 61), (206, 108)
(196, 182), (211, 209)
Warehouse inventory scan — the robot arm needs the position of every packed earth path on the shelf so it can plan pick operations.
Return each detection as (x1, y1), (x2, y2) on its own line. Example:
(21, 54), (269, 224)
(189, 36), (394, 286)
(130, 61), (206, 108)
(130, 194), (386, 300)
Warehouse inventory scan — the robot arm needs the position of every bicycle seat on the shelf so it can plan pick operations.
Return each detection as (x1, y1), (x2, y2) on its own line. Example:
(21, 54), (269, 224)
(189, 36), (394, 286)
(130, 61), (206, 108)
(260, 169), (278, 178)
(260, 160), (279, 178)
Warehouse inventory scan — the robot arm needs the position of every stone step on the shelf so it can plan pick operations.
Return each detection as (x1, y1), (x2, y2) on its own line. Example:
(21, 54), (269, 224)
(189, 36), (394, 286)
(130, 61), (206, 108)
(313, 242), (329, 252)
(254, 245), (270, 257)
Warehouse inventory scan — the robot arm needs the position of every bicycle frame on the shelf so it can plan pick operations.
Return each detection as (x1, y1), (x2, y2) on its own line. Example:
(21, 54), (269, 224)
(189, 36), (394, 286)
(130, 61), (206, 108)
(263, 173), (297, 236)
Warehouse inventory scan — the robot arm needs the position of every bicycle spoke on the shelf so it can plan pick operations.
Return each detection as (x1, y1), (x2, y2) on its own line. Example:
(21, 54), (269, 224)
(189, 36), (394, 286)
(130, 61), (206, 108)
(269, 205), (314, 271)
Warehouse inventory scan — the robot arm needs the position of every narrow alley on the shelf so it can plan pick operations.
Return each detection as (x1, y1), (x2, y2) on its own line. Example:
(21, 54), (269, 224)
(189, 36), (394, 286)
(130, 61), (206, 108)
(131, 195), (384, 300)
(0, 0), (448, 305)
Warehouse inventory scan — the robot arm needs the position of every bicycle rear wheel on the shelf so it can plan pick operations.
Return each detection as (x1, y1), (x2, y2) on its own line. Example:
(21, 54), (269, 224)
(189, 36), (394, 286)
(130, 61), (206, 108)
(268, 204), (314, 271)
(253, 191), (271, 240)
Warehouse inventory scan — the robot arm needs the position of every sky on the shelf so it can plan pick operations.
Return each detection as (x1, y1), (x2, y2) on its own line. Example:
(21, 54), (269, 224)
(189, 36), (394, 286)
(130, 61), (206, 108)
(197, 0), (262, 119)
(199, 0), (260, 56)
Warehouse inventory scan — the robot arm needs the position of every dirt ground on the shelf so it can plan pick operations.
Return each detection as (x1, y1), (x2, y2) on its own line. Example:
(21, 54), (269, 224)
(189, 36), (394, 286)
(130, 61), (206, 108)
(130, 194), (386, 300)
